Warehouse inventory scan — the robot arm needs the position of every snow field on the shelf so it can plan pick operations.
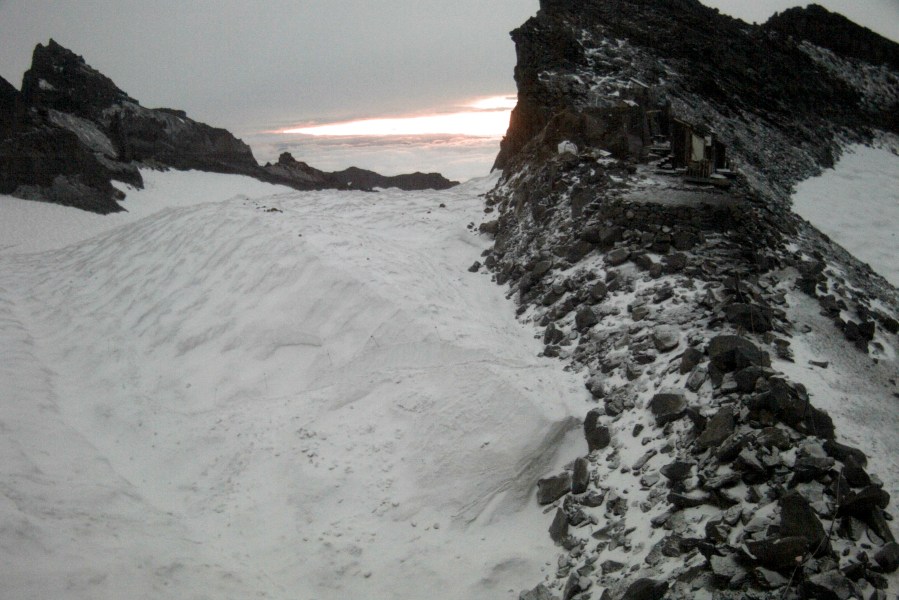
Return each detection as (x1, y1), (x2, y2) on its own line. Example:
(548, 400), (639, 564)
(0, 172), (589, 600)
(792, 142), (899, 287)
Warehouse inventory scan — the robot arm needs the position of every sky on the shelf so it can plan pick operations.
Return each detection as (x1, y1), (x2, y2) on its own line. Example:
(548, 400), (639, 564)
(1, 0), (897, 178)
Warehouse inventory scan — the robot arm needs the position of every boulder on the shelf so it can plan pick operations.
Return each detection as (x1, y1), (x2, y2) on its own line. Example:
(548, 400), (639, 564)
(620, 578), (667, 600)
(715, 432), (750, 462)
(660, 460), (694, 482)
(548, 508), (569, 543)
(695, 405), (735, 450)
(651, 328), (679, 353)
(584, 409), (611, 451)
(751, 378), (835, 439)
(725, 303), (774, 333)
(838, 485), (891, 517)
(733, 448), (769, 483)
(532, 260), (553, 277)
(757, 427), (791, 450)
(744, 536), (808, 570)
(791, 455), (835, 483)
(537, 473), (572, 505)
(823, 440), (868, 468)
(585, 375), (605, 399)
(571, 457), (590, 494)
(575, 307), (599, 330)
(520, 584), (555, 600)
(605, 248), (630, 266)
(803, 570), (862, 600)
(780, 491), (830, 556)
(590, 280), (608, 301)
(544, 322), (565, 345)
(649, 390), (687, 425)
(582, 225), (622, 247)
(874, 542), (899, 573)
(734, 366), (769, 393)
(566, 240), (594, 263)
(710, 554), (745, 581)
(679, 347), (703, 374)
(707, 335), (770, 373)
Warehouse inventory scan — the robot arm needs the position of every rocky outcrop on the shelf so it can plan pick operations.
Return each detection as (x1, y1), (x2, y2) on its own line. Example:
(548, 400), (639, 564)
(480, 1), (899, 598)
(1, 40), (457, 213)
(260, 153), (458, 192)
(328, 166), (458, 191)
(20, 39), (135, 120)
(765, 5), (899, 71)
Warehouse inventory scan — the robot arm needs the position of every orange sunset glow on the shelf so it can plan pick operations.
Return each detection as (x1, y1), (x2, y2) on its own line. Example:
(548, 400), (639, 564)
(282, 95), (517, 138)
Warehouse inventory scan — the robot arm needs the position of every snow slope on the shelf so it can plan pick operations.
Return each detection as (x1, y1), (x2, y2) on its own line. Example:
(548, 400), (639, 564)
(793, 142), (899, 287)
(0, 172), (588, 600)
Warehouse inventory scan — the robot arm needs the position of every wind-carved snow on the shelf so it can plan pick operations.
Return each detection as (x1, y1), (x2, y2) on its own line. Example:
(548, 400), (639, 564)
(793, 142), (899, 287)
(0, 172), (587, 600)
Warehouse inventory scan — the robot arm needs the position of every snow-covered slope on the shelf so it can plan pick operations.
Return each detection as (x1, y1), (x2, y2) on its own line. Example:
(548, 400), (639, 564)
(793, 142), (899, 287)
(0, 171), (589, 600)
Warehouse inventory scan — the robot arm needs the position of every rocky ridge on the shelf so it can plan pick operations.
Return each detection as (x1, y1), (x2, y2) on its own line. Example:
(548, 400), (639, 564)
(476, 2), (899, 599)
(0, 40), (457, 213)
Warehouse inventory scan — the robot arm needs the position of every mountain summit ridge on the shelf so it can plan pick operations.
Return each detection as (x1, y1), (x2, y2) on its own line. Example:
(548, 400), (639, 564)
(479, 1), (899, 598)
(0, 40), (458, 213)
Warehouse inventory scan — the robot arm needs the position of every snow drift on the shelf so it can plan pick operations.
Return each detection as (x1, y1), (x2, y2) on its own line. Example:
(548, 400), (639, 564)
(0, 171), (587, 600)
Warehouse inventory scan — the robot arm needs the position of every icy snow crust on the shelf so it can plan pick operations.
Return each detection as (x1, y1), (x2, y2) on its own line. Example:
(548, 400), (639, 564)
(793, 142), (899, 287)
(0, 171), (588, 599)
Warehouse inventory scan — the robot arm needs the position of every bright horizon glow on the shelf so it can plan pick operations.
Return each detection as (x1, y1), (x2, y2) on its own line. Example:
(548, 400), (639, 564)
(282, 95), (516, 138)
(466, 95), (518, 111)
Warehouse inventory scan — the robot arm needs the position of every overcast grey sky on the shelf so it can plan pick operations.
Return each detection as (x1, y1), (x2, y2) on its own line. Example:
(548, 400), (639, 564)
(1, 0), (897, 136)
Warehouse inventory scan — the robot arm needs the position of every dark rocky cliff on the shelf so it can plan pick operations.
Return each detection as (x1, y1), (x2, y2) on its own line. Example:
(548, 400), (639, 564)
(1, 40), (457, 213)
(765, 4), (899, 71)
(480, 2), (899, 599)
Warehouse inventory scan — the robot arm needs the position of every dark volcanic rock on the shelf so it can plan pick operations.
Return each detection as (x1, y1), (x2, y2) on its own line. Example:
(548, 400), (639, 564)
(725, 303), (774, 333)
(695, 405), (735, 450)
(549, 508), (569, 544)
(584, 409), (611, 452)
(838, 485), (891, 517)
(765, 4), (899, 70)
(679, 347), (703, 374)
(620, 578), (667, 600)
(649, 390), (687, 426)
(660, 460), (693, 482)
(744, 536), (808, 571)
(571, 457), (590, 494)
(575, 307), (599, 330)
(329, 166), (458, 191)
(519, 584), (555, 600)
(707, 336), (770, 373)
(874, 542), (899, 573)
(21, 39), (134, 120)
(537, 473), (572, 505)
(750, 379), (836, 439)
(823, 440), (868, 468)
(803, 570), (862, 600)
(780, 491), (830, 556)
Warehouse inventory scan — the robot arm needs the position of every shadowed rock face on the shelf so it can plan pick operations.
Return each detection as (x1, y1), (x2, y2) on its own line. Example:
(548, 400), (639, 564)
(0, 76), (20, 133)
(21, 39), (135, 120)
(765, 4), (899, 71)
(260, 153), (459, 192)
(494, 0), (895, 182)
(1, 40), (457, 213)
